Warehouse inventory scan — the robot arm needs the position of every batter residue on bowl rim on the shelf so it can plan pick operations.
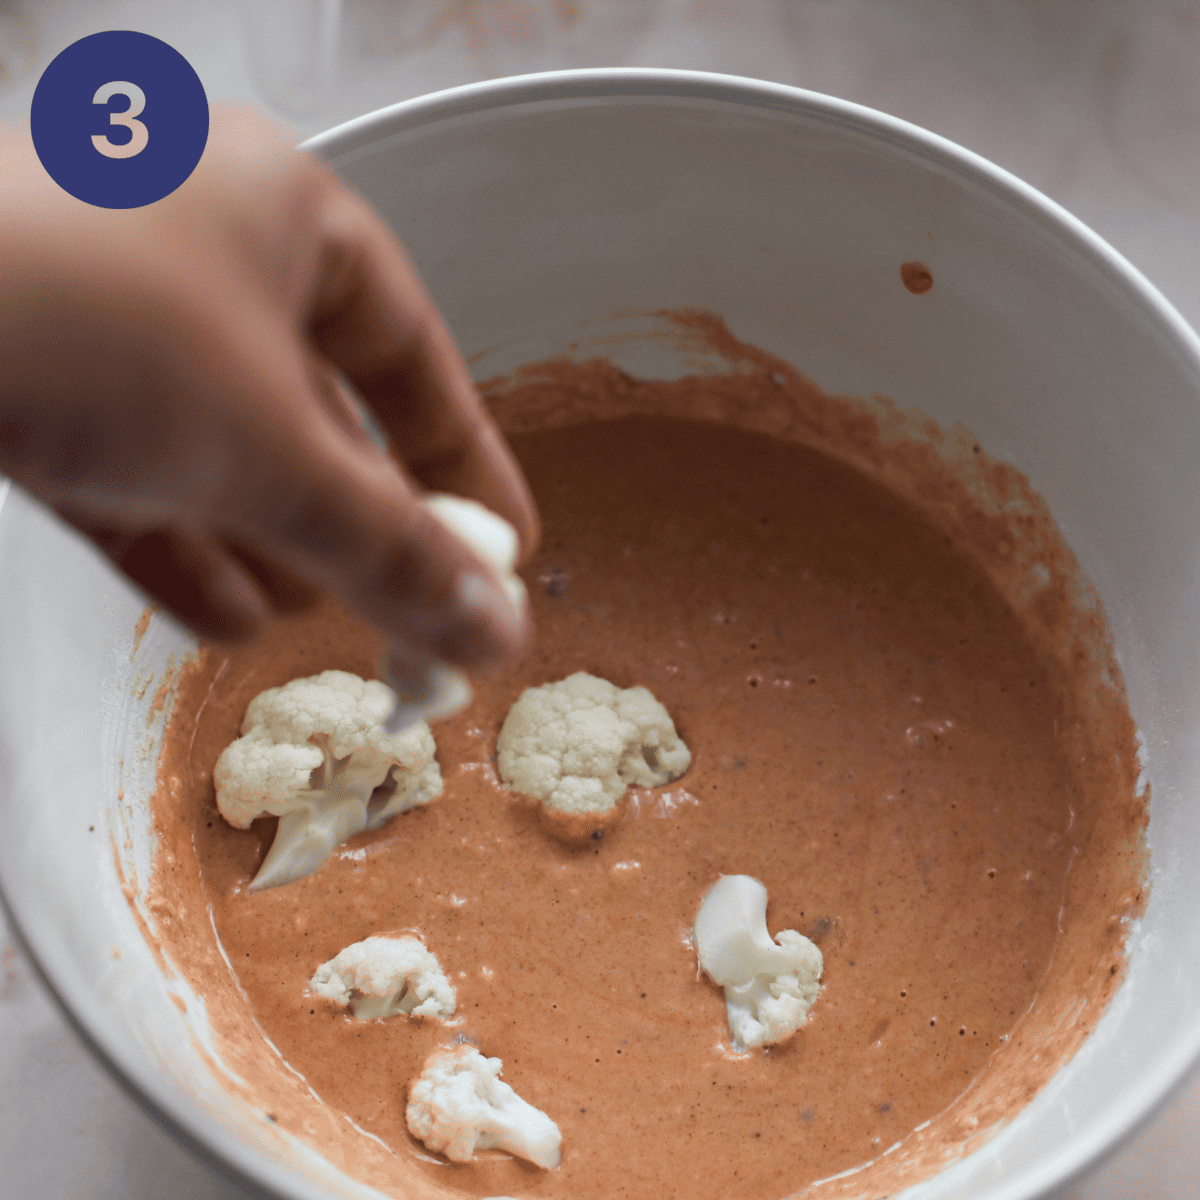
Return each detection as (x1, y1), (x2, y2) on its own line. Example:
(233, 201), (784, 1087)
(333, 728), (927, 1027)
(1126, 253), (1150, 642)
(142, 314), (1148, 1200)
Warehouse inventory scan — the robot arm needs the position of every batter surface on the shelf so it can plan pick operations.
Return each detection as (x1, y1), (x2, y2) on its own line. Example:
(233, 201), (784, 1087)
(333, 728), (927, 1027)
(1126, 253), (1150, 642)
(146, 399), (1145, 1199)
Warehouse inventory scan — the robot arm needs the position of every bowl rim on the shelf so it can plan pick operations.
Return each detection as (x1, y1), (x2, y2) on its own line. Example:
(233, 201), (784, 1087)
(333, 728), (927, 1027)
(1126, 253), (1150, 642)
(5, 65), (1200, 1200)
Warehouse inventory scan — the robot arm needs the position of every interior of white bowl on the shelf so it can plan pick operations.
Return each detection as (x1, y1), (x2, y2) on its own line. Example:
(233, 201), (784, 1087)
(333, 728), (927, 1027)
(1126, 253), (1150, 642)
(2, 69), (1199, 1200)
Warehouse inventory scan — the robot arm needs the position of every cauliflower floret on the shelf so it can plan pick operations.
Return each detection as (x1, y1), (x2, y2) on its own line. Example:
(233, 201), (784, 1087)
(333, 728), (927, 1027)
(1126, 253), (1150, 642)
(383, 494), (527, 735)
(214, 670), (442, 890)
(694, 874), (823, 1051)
(406, 1045), (561, 1170)
(496, 671), (690, 814)
(310, 935), (455, 1021)
(426, 494), (527, 613)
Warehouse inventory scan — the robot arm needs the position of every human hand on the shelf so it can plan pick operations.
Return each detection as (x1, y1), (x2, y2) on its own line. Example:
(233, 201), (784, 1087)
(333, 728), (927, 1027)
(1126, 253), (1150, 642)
(0, 106), (538, 672)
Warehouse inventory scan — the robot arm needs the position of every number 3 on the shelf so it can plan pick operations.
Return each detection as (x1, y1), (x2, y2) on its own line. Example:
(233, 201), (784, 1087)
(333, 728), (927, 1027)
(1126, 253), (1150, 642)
(92, 81), (148, 159)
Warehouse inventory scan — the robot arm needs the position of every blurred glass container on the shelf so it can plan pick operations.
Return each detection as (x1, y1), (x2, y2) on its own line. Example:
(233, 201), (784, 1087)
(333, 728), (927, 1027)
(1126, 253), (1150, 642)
(0, 4), (36, 96)
(240, 0), (341, 119)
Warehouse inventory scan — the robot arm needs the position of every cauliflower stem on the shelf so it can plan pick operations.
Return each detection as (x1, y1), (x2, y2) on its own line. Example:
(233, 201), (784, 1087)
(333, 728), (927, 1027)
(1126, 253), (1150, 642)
(694, 874), (823, 1051)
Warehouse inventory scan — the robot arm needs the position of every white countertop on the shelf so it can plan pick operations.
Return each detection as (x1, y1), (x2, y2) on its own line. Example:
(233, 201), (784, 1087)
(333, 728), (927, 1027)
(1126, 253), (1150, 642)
(1, 2), (1199, 1197)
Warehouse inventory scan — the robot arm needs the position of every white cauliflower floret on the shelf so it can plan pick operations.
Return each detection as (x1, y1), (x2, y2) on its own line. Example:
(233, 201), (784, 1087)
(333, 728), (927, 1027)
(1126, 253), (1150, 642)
(214, 670), (442, 890)
(383, 494), (527, 735)
(694, 874), (823, 1051)
(496, 671), (690, 813)
(426, 494), (527, 613)
(406, 1045), (561, 1170)
(310, 935), (456, 1021)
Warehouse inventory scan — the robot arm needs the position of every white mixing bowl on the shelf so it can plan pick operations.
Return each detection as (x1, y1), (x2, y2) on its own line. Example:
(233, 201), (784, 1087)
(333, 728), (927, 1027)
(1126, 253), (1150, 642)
(2, 69), (1198, 1200)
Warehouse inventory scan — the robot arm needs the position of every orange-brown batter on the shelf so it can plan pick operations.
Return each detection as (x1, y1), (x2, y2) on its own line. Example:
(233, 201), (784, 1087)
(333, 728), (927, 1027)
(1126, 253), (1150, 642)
(146, 322), (1147, 1200)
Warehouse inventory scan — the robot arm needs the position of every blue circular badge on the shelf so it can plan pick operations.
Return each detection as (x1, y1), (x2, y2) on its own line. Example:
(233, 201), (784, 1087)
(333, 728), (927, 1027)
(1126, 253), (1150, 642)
(31, 31), (208, 209)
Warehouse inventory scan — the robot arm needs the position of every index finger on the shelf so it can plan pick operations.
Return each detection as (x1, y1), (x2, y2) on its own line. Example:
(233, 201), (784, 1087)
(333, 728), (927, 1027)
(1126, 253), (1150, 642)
(303, 173), (540, 560)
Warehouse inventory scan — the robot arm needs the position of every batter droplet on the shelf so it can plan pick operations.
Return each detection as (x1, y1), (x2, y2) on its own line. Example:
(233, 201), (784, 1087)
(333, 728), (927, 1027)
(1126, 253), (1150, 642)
(901, 261), (934, 294)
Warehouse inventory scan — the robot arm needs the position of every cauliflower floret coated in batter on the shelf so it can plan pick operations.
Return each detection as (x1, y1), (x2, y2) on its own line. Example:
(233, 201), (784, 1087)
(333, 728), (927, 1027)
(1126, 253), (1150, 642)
(310, 935), (456, 1021)
(406, 1044), (561, 1169)
(496, 671), (690, 814)
(694, 874), (823, 1051)
(214, 670), (442, 890)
